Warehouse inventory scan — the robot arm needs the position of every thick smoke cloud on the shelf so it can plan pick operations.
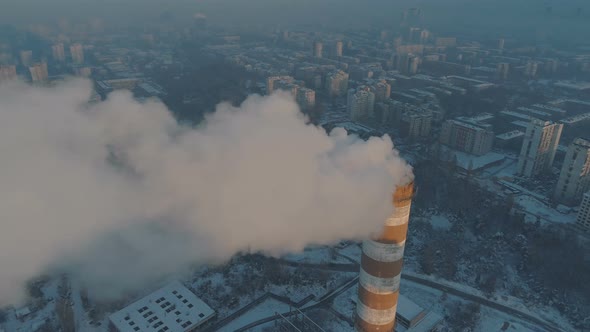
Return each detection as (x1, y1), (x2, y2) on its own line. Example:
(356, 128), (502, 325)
(0, 79), (412, 305)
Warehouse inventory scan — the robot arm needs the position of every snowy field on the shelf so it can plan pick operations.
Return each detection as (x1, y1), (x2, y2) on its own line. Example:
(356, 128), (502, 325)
(217, 298), (291, 332)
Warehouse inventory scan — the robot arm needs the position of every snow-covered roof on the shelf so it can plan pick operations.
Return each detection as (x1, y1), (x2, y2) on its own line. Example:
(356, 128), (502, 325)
(401, 311), (443, 332)
(500, 110), (532, 121)
(397, 294), (424, 321)
(560, 112), (590, 125)
(496, 130), (524, 140)
(554, 80), (590, 91)
(511, 120), (530, 129)
(109, 281), (215, 332)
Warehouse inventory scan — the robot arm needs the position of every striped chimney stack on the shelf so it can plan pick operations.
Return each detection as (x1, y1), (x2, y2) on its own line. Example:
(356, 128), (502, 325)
(356, 182), (414, 331)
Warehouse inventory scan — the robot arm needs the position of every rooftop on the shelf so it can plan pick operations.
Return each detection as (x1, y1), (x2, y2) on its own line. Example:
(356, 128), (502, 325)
(109, 281), (215, 332)
(397, 294), (424, 320)
(500, 110), (533, 121)
(560, 112), (590, 125)
(496, 130), (525, 140)
(554, 81), (590, 91)
(511, 120), (530, 129)
(572, 138), (590, 148)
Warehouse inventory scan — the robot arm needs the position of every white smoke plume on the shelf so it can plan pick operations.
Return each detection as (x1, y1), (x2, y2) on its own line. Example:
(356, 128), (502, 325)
(0, 79), (412, 305)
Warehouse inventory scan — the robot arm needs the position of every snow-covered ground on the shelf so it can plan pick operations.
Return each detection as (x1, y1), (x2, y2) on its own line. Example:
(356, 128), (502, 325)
(70, 281), (105, 332)
(217, 298), (291, 332)
(477, 307), (546, 332)
(331, 282), (357, 319)
(1, 280), (58, 332)
(400, 280), (571, 332)
(336, 242), (362, 263)
(514, 195), (576, 225)
(2, 240), (578, 332)
(429, 214), (452, 230)
(401, 272), (577, 332)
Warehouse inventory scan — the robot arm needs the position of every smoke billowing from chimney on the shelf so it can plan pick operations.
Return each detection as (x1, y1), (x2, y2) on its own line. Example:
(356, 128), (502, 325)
(0, 79), (413, 305)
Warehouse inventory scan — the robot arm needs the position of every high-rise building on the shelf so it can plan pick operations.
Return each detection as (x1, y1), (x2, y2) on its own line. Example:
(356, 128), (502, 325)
(524, 61), (538, 78)
(554, 138), (590, 206)
(356, 182), (414, 332)
(497, 38), (505, 50)
(325, 70), (349, 97)
(335, 40), (343, 57)
(400, 110), (432, 140)
(517, 119), (563, 177)
(544, 59), (558, 74)
(577, 192), (590, 231)
(439, 119), (494, 156)
(29, 62), (48, 82)
(296, 88), (316, 112)
(348, 86), (375, 122)
(281, 30), (289, 41)
(313, 40), (323, 58)
(74, 66), (92, 77)
(52, 43), (66, 61)
(419, 30), (431, 44)
(20, 50), (33, 67)
(397, 54), (420, 75)
(70, 43), (84, 64)
(0, 65), (17, 82)
(370, 80), (391, 103)
(496, 63), (510, 80)
(408, 27), (422, 43)
(266, 76), (295, 95)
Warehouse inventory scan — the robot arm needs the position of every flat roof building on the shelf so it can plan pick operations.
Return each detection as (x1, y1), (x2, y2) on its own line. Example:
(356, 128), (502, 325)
(109, 281), (215, 332)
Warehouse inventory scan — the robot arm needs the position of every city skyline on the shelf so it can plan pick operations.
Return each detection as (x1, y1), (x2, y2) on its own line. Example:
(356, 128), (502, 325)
(0, 1), (589, 331)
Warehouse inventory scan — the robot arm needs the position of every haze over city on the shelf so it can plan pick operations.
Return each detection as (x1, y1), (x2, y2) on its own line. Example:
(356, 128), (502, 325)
(0, 1), (589, 332)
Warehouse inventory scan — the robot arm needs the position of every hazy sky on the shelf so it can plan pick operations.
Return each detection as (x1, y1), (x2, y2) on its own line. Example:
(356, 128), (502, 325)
(0, 0), (588, 41)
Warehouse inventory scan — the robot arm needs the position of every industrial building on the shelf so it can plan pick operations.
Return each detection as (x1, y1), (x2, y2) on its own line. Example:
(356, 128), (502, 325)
(356, 182), (414, 331)
(517, 119), (563, 177)
(554, 138), (590, 206)
(108, 281), (215, 332)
